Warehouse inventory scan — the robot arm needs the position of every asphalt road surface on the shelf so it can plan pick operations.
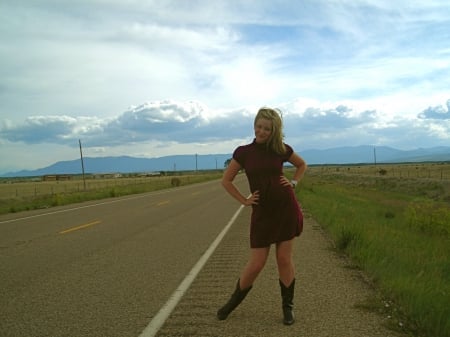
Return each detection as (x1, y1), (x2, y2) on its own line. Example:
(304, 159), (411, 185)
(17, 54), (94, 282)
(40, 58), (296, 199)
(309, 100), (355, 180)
(0, 177), (249, 337)
(1, 176), (408, 337)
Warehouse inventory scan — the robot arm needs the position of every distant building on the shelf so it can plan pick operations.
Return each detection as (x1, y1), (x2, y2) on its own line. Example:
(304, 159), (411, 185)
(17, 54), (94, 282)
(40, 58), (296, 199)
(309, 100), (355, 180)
(137, 172), (162, 177)
(42, 174), (72, 181)
(92, 173), (122, 179)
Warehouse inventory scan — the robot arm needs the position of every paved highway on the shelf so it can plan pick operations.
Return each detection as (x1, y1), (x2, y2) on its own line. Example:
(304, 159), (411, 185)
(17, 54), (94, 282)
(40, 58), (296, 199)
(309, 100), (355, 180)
(1, 175), (408, 337)
(0, 176), (249, 337)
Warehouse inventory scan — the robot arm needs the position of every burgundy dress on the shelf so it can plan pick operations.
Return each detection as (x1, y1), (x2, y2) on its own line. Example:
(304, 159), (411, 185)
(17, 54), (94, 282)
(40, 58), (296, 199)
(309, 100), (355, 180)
(233, 140), (303, 248)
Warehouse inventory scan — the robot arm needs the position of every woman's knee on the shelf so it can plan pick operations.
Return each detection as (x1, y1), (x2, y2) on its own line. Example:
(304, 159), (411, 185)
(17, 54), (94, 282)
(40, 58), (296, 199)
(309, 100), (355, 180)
(246, 257), (268, 276)
(248, 258), (266, 275)
(276, 240), (294, 267)
(276, 253), (293, 269)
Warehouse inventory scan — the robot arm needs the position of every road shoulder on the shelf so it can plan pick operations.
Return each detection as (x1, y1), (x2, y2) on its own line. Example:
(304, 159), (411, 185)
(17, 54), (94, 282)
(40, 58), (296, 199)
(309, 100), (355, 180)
(155, 208), (408, 337)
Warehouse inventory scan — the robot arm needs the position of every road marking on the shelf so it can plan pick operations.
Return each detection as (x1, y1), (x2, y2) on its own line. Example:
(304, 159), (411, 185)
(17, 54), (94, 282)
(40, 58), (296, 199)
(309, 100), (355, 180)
(59, 220), (101, 234)
(0, 181), (219, 224)
(138, 204), (246, 337)
(156, 200), (170, 206)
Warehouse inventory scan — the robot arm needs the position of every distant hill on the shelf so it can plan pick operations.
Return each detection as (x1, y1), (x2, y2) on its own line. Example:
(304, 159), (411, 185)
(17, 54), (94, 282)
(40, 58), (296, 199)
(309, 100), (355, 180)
(300, 145), (450, 165)
(2, 154), (232, 177)
(2, 146), (450, 177)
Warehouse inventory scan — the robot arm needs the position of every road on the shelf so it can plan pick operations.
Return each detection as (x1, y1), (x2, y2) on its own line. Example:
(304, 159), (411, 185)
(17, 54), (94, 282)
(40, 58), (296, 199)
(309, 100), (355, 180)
(0, 177), (249, 337)
(1, 175), (409, 337)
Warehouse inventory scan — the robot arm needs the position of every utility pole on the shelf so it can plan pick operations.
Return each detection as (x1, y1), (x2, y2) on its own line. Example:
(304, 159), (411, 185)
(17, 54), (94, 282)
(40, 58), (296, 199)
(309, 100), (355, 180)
(79, 139), (86, 191)
(373, 147), (377, 166)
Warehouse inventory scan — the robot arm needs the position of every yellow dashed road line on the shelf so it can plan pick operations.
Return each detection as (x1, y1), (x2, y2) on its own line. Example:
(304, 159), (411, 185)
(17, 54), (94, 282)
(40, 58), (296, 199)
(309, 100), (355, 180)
(59, 220), (102, 234)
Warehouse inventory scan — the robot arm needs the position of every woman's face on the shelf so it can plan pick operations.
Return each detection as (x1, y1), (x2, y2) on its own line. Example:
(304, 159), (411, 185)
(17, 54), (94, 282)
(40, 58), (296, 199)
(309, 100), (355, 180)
(254, 118), (273, 144)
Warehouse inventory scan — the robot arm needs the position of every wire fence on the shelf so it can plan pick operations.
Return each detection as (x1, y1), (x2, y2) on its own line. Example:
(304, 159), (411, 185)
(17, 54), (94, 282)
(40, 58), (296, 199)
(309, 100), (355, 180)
(312, 162), (450, 180)
(0, 176), (173, 199)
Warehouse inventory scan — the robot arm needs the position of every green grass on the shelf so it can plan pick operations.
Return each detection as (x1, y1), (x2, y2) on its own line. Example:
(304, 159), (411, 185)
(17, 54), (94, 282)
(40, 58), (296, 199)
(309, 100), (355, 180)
(297, 170), (450, 337)
(0, 173), (222, 215)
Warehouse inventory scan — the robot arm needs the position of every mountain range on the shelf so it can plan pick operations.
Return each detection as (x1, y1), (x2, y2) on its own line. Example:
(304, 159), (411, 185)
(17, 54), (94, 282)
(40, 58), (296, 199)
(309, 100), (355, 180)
(2, 145), (450, 177)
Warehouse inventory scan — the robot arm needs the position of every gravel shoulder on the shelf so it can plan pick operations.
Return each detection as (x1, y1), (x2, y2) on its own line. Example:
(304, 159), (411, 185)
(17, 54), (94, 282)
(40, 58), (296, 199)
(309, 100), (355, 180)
(155, 207), (409, 337)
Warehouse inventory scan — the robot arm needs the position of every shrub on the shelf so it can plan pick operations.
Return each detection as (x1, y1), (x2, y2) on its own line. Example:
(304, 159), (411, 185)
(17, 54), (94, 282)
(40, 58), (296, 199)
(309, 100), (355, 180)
(171, 177), (181, 187)
(336, 226), (361, 251)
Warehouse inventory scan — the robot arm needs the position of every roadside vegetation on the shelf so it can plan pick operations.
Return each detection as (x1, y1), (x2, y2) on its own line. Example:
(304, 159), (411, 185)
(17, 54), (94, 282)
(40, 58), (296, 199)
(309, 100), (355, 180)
(296, 163), (450, 337)
(0, 171), (222, 215)
(2, 163), (450, 336)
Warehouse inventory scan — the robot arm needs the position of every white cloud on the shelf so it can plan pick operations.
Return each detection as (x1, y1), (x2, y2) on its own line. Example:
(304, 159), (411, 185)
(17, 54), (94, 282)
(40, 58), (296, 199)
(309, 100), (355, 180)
(2, 97), (449, 149)
(1, 0), (450, 173)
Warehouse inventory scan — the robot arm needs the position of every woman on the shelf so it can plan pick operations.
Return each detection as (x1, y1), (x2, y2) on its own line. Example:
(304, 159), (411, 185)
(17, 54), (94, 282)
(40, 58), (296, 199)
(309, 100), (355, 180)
(217, 107), (307, 325)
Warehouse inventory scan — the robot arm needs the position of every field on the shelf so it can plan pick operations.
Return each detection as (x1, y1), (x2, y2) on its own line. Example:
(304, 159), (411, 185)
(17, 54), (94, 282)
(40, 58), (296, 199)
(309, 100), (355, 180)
(295, 162), (450, 337)
(317, 161), (450, 179)
(0, 171), (223, 214)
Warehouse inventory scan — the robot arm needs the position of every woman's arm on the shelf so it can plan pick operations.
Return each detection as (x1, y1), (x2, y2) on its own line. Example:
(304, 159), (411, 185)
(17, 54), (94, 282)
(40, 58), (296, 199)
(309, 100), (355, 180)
(289, 152), (307, 182)
(280, 152), (307, 188)
(222, 159), (259, 206)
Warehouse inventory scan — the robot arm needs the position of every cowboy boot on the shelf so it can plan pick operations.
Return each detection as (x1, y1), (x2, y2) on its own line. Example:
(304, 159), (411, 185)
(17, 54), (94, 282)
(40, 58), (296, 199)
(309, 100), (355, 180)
(217, 279), (252, 320)
(279, 279), (295, 325)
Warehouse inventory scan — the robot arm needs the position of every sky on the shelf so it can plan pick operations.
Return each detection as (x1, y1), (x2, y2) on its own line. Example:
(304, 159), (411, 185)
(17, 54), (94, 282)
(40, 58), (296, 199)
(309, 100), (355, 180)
(1, 0), (450, 174)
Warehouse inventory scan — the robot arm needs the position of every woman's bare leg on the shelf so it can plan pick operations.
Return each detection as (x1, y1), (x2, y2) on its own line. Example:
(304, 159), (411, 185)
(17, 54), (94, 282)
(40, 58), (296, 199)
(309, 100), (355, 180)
(239, 247), (270, 289)
(217, 246), (270, 320)
(276, 239), (295, 286)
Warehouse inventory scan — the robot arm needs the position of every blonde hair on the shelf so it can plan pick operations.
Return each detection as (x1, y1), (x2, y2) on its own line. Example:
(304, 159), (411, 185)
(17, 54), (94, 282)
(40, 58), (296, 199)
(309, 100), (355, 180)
(254, 107), (286, 155)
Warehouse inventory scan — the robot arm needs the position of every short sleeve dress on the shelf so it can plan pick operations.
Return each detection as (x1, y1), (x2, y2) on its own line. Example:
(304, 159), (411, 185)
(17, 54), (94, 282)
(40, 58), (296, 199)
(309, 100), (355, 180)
(233, 139), (303, 248)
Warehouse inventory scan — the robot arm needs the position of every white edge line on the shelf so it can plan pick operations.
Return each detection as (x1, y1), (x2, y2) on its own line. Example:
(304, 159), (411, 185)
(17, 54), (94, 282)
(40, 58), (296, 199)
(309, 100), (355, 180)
(0, 181), (215, 224)
(138, 204), (245, 337)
